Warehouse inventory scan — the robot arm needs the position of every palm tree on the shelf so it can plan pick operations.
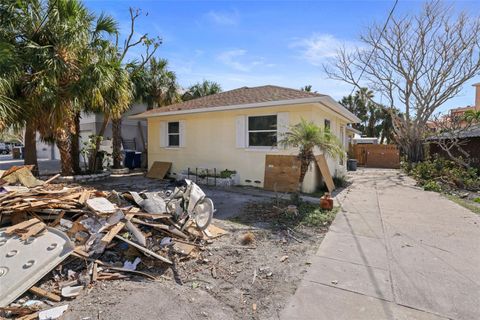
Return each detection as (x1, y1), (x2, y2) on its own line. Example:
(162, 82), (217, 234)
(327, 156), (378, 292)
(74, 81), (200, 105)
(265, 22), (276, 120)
(279, 119), (345, 192)
(133, 58), (179, 110)
(183, 80), (222, 101)
(80, 41), (133, 172)
(300, 85), (317, 93)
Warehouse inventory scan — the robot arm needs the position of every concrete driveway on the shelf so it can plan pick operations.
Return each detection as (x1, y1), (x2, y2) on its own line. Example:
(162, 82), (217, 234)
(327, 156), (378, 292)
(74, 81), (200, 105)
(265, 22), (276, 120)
(280, 169), (480, 320)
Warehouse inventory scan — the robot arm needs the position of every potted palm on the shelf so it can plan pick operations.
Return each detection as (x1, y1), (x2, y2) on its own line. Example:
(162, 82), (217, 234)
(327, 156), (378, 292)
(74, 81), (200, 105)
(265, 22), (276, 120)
(279, 119), (345, 193)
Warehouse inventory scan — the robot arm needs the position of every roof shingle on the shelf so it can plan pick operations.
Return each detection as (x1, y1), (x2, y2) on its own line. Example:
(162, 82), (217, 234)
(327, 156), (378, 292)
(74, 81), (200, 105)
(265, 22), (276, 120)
(140, 85), (325, 116)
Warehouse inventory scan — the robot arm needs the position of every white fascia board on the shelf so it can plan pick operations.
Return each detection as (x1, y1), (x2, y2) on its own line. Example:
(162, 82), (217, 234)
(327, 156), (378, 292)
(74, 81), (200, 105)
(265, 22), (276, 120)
(317, 96), (361, 123)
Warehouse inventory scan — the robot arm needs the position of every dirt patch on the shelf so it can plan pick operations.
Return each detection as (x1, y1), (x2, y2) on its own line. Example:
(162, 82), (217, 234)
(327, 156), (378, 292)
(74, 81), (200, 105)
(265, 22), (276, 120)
(62, 209), (327, 319)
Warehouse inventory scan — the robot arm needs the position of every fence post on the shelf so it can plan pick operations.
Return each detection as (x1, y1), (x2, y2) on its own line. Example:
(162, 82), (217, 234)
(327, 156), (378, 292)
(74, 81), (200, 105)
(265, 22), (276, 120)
(195, 168), (198, 184)
(214, 168), (217, 186)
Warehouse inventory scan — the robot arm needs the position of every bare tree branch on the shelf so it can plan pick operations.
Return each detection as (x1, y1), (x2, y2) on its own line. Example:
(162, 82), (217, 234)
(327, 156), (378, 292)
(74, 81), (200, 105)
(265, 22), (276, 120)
(324, 0), (480, 162)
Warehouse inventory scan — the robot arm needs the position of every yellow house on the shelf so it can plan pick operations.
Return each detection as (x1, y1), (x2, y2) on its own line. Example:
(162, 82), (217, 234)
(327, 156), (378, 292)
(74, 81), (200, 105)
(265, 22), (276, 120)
(132, 85), (360, 193)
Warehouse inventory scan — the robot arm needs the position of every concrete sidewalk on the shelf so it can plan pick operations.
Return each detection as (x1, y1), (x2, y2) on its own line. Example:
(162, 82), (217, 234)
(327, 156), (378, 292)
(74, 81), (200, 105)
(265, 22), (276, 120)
(280, 169), (480, 320)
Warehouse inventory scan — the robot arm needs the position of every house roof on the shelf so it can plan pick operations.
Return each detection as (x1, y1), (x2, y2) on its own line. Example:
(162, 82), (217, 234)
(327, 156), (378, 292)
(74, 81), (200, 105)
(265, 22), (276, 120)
(141, 85), (325, 115)
(427, 124), (480, 140)
(131, 85), (360, 123)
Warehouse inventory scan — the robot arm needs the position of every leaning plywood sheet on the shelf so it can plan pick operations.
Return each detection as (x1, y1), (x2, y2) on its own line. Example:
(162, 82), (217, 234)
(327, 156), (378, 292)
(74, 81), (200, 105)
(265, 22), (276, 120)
(146, 161), (172, 179)
(263, 155), (300, 192)
(314, 155), (335, 193)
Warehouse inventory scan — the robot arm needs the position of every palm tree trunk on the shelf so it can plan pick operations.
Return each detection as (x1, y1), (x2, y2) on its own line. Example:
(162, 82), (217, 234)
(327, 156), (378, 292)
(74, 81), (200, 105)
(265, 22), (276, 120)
(112, 117), (123, 169)
(70, 111), (81, 174)
(89, 115), (110, 172)
(298, 161), (309, 193)
(24, 123), (39, 176)
(56, 127), (73, 176)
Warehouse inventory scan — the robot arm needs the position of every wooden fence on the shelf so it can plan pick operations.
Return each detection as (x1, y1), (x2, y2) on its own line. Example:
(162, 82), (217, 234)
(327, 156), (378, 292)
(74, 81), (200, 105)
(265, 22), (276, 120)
(351, 144), (400, 169)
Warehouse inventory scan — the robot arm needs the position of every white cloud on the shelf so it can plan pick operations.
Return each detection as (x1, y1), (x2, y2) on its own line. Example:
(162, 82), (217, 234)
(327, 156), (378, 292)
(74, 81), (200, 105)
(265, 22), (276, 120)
(205, 10), (239, 26)
(217, 49), (274, 72)
(291, 33), (358, 66)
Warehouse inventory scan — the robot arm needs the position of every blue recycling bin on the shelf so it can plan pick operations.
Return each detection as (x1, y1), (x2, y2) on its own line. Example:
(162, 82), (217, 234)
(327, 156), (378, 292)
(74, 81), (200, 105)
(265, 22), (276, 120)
(124, 151), (135, 169)
(133, 152), (142, 168)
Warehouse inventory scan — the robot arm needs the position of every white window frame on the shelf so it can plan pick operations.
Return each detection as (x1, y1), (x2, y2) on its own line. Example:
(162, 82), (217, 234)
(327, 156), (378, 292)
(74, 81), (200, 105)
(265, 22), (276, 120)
(247, 114), (278, 149)
(167, 121), (180, 147)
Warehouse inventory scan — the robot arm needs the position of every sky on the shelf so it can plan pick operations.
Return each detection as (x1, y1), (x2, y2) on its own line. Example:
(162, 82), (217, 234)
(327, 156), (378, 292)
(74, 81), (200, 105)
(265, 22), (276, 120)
(84, 0), (480, 112)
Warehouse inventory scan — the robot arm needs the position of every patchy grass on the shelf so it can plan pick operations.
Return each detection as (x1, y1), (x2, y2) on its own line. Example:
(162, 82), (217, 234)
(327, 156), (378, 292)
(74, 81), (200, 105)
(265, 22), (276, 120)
(445, 194), (480, 215)
(234, 199), (339, 228)
(298, 202), (339, 227)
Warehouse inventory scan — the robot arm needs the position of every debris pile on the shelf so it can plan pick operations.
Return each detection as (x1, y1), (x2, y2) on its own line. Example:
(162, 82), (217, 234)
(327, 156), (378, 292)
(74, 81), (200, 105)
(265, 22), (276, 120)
(0, 166), (225, 319)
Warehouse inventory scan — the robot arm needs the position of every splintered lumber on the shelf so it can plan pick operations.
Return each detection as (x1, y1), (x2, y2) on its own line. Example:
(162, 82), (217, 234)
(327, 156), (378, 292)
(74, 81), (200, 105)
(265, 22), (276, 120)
(5, 218), (41, 235)
(115, 235), (172, 265)
(28, 286), (61, 302)
(44, 174), (61, 185)
(78, 190), (91, 205)
(101, 222), (126, 245)
(204, 224), (228, 239)
(131, 218), (188, 239)
(20, 221), (46, 240)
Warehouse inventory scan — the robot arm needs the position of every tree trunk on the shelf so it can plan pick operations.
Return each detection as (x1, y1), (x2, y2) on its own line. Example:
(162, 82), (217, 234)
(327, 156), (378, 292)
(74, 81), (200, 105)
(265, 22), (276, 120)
(402, 139), (424, 163)
(23, 124), (39, 176)
(70, 111), (81, 174)
(89, 115), (110, 172)
(56, 128), (73, 176)
(112, 117), (123, 169)
(298, 150), (313, 193)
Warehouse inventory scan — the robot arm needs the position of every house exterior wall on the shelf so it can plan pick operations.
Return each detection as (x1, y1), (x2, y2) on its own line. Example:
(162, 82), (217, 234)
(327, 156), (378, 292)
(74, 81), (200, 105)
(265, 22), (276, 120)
(79, 104), (148, 152)
(147, 103), (349, 193)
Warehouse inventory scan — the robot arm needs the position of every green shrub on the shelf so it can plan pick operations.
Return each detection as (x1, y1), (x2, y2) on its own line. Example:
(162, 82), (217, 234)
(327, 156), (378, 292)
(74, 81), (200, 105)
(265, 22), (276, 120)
(409, 155), (479, 192)
(333, 174), (349, 188)
(474, 197), (480, 203)
(423, 180), (442, 192)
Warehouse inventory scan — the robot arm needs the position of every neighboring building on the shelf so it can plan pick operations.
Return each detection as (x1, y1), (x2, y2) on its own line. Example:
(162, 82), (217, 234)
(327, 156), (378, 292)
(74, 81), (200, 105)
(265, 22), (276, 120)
(450, 82), (480, 117)
(132, 85), (360, 193)
(428, 82), (480, 168)
(79, 104), (148, 153)
(35, 104), (147, 160)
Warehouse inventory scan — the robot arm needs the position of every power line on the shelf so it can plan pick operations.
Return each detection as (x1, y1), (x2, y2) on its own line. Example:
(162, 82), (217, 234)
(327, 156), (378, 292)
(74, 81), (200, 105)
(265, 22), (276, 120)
(349, 0), (399, 97)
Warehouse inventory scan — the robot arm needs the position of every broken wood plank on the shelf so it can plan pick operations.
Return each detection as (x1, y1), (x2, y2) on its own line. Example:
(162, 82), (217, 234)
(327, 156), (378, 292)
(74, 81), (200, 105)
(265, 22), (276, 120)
(101, 221), (125, 245)
(131, 218), (188, 239)
(78, 190), (91, 205)
(29, 286), (61, 302)
(5, 218), (40, 235)
(43, 173), (61, 185)
(20, 221), (46, 240)
(115, 235), (172, 264)
(92, 262), (98, 282)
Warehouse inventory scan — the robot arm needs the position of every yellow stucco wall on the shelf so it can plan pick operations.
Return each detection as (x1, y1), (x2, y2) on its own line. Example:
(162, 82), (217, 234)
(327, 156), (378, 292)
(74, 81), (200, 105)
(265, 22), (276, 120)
(147, 103), (348, 193)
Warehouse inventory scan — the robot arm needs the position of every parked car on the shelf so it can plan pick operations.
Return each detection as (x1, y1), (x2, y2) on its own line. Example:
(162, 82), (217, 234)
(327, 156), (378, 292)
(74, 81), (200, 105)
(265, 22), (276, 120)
(0, 142), (10, 155)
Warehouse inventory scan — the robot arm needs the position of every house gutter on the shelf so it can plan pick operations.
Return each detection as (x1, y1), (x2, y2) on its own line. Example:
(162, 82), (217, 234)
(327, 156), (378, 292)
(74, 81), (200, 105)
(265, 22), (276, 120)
(130, 96), (361, 123)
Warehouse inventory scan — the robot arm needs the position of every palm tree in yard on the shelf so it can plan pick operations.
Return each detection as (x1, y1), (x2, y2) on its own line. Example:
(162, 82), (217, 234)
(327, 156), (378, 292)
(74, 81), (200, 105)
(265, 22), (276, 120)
(183, 80), (222, 101)
(81, 42), (133, 172)
(279, 119), (345, 192)
(1, 0), (121, 175)
(133, 58), (179, 110)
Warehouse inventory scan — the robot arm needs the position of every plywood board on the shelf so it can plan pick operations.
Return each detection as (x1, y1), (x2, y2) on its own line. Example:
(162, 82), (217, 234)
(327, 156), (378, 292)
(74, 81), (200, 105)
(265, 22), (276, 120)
(263, 155), (301, 192)
(146, 161), (172, 179)
(314, 155), (335, 193)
